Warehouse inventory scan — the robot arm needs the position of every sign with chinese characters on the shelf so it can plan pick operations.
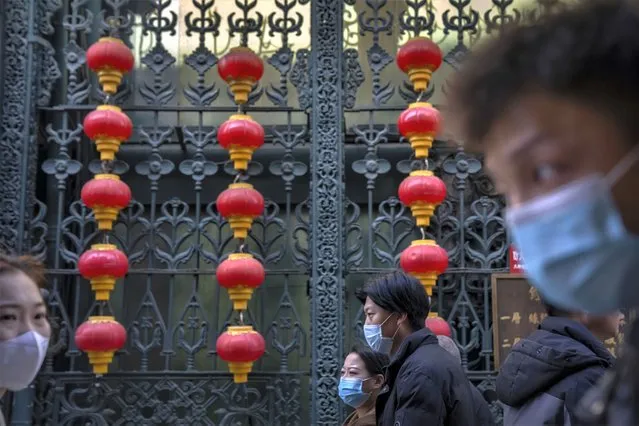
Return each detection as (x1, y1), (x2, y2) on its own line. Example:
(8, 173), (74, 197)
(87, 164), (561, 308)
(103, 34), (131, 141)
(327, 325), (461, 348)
(491, 273), (628, 368)
(508, 245), (524, 273)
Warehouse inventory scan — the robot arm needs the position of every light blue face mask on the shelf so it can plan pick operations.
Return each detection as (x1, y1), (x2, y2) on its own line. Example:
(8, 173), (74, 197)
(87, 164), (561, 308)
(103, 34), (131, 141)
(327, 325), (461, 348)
(363, 313), (398, 355)
(506, 146), (639, 314)
(338, 377), (371, 408)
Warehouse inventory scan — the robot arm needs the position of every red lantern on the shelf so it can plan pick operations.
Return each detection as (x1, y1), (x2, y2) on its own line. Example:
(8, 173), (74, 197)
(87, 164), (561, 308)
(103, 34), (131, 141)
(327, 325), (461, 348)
(396, 37), (442, 92)
(216, 253), (265, 310)
(397, 102), (441, 159)
(78, 244), (128, 301)
(400, 239), (448, 296)
(81, 174), (132, 231)
(75, 316), (127, 375)
(426, 316), (452, 338)
(218, 47), (264, 105)
(86, 37), (135, 94)
(216, 183), (264, 239)
(398, 170), (447, 227)
(218, 114), (265, 171)
(83, 105), (133, 161)
(216, 325), (266, 383)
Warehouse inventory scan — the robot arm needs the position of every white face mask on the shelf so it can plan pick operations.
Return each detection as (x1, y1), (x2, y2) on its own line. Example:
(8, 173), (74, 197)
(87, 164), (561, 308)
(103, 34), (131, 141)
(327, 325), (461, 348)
(0, 331), (49, 391)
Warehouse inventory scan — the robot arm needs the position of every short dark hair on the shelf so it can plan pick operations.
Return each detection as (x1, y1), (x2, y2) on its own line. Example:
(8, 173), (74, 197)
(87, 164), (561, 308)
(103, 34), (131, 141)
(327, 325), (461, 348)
(447, 0), (639, 148)
(360, 271), (429, 331)
(0, 253), (47, 289)
(349, 345), (389, 376)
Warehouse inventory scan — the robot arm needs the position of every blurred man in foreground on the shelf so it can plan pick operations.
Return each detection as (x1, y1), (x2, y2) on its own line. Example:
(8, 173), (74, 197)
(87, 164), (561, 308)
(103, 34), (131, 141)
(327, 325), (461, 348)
(496, 302), (621, 425)
(448, 1), (639, 422)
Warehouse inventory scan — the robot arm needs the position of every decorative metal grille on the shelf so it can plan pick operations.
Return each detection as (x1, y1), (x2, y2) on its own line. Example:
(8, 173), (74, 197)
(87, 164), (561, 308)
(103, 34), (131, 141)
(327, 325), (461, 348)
(0, 0), (563, 424)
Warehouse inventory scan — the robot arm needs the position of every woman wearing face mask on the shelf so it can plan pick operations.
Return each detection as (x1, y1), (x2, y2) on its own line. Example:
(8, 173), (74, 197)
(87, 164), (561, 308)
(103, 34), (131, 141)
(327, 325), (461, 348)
(339, 346), (389, 426)
(0, 254), (50, 426)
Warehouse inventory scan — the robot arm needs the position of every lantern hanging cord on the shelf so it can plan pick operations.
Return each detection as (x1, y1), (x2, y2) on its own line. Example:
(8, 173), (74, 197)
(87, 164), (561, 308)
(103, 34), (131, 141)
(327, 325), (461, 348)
(420, 227), (426, 240)
(239, 311), (244, 325)
(233, 171), (247, 183)
(101, 160), (114, 174)
(423, 158), (429, 170)
(237, 241), (247, 253)
(104, 94), (112, 105)
(416, 90), (425, 103)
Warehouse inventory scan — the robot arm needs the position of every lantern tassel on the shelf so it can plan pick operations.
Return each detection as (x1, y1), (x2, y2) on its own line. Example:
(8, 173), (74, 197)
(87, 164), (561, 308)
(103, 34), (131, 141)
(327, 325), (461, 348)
(228, 215), (254, 240)
(87, 350), (115, 375)
(228, 361), (254, 384)
(410, 202), (436, 227)
(408, 67), (433, 93)
(227, 286), (255, 311)
(95, 136), (123, 161)
(98, 68), (124, 95)
(229, 79), (252, 105)
(409, 134), (435, 159)
(228, 146), (255, 171)
(90, 276), (117, 301)
(93, 206), (121, 231)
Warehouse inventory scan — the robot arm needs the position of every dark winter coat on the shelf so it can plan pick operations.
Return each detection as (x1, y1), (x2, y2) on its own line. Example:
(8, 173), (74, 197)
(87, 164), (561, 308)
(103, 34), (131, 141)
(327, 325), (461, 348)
(470, 385), (495, 426)
(496, 316), (614, 426)
(375, 327), (479, 426)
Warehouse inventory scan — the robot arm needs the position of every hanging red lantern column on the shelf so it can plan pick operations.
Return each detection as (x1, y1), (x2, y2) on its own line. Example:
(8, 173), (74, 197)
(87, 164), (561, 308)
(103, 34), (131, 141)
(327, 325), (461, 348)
(76, 35), (133, 376)
(397, 35), (450, 325)
(75, 316), (127, 375)
(215, 45), (267, 385)
(86, 37), (135, 94)
(216, 325), (266, 383)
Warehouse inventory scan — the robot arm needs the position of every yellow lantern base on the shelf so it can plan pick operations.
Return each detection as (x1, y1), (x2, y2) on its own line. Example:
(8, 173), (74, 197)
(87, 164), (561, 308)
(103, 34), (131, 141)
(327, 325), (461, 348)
(93, 206), (121, 231)
(97, 68), (124, 95)
(228, 215), (255, 240)
(229, 146), (256, 171)
(428, 311), (439, 318)
(228, 361), (254, 384)
(229, 79), (253, 105)
(95, 137), (122, 162)
(410, 202), (435, 227)
(90, 276), (117, 301)
(414, 273), (437, 296)
(87, 350), (115, 375)
(227, 286), (255, 311)
(408, 67), (433, 93)
(409, 134), (435, 159)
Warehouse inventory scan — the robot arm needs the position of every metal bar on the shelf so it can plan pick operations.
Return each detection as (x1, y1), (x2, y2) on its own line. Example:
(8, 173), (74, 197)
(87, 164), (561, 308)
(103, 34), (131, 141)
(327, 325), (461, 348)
(310, 0), (345, 424)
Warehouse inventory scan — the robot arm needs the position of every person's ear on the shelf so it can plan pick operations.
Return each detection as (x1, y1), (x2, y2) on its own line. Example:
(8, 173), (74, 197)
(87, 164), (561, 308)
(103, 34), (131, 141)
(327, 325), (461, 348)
(396, 312), (409, 328)
(371, 373), (385, 390)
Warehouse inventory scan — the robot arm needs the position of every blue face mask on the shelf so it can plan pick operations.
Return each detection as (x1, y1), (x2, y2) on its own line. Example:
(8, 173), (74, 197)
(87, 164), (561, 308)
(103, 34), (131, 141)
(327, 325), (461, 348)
(506, 146), (639, 314)
(363, 314), (398, 355)
(339, 377), (371, 408)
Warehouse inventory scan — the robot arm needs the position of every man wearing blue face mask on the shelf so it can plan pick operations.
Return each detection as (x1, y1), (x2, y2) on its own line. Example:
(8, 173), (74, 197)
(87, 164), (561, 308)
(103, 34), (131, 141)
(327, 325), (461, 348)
(359, 271), (479, 426)
(447, 1), (639, 423)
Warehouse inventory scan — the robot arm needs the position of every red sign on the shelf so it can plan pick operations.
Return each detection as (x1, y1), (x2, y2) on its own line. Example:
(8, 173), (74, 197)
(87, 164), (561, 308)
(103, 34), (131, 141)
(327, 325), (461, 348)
(509, 245), (525, 273)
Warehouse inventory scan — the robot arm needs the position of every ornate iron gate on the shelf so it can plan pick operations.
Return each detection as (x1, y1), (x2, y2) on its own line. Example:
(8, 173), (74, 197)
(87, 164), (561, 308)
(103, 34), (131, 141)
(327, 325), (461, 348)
(0, 0), (558, 424)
